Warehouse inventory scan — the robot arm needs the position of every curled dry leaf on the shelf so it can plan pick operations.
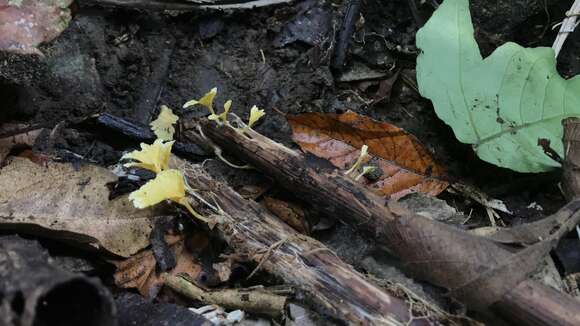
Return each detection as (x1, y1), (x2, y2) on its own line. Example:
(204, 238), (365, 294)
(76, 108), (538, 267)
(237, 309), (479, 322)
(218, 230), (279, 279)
(0, 0), (74, 54)
(0, 157), (160, 257)
(113, 236), (204, 298)
(0, 124), (43, 163)
(287, 111), (448, 199)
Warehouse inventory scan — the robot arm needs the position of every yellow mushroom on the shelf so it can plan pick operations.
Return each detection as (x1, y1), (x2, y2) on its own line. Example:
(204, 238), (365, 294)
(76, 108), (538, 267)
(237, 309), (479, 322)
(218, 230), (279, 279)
(150, 105), (179, 141)
(247, 105), (265, 129)
(208, 99), (232, 124)
(183, 87), (218, 115)
(129, 169), (207, 223)
(121, 139), (174, 173)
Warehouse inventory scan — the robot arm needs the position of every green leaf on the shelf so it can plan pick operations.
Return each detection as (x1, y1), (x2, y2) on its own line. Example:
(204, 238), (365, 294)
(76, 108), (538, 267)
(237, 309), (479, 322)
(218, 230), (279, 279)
(416, 0), (580, 172)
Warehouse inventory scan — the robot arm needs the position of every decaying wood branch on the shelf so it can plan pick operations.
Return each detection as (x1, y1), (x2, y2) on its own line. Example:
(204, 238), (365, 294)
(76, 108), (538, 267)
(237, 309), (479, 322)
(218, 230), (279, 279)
(181, 164), (436, 325)
(187, 119), (580, 326)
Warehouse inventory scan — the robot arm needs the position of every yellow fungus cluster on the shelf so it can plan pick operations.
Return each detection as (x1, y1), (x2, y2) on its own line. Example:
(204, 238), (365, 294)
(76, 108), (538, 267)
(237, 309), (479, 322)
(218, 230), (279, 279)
(123, 87), (269, 223)
(183, 87), (265, 131)
(122, 106), (207, 223)
(183, 87), (217, 114)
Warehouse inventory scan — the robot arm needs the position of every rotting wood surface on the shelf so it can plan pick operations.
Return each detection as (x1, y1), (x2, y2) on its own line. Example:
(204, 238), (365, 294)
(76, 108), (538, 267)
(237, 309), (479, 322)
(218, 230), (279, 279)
(183, 164), (435, 326)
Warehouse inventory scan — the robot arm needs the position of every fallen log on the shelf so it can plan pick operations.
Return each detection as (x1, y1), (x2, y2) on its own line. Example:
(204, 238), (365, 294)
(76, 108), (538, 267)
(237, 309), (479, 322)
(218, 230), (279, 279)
(181, 163), (438, 325)
(188, 118), (580, 326)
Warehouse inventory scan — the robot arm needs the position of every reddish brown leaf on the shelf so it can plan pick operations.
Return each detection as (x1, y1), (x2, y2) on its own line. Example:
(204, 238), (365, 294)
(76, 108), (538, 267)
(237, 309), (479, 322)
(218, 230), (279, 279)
(0, 0), (73, 54)
(287, 111), (448, 199)
(112, 236), (203, 298)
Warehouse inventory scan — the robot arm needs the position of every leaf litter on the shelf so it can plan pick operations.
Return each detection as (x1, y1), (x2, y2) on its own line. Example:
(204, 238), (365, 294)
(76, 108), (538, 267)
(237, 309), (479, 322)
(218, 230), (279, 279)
(0, 157), (161, 257)
(112, 234), (205, 298)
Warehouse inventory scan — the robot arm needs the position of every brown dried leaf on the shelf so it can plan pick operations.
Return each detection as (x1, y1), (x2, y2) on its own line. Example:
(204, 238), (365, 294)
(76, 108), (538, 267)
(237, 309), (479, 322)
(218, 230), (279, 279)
(287, 111), (448, 199)
(0, 125), (43, 163)
(236, 184), (270, 200)
(0, 157), (160, 257)
(113, 237), (203, 298)
(0, 0), (73, 54)
(263, 197), (310, 234)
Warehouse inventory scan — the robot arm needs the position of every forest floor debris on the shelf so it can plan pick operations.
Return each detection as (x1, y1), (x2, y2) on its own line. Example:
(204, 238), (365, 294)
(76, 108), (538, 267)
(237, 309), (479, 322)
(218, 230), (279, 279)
(2, 0), (580, 325)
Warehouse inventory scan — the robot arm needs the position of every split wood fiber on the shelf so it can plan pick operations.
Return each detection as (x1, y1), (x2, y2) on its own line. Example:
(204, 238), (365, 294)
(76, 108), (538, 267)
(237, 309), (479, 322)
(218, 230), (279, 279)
(183, 165), (435, 325)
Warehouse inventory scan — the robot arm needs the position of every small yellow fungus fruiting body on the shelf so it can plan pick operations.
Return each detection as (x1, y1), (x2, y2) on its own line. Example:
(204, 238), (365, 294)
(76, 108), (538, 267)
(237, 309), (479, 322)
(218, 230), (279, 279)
(361, 165), (377, 176)
(224, 99), (232, 111)
(345, 144), (369, 176)
(208, 99), (233, 124)
(129, 169), (185, 208)
(150, 105), (179, 141)
(183, 87), (218, 114)
(247, 105), (265, 129)
(122, 139), (174, 173)
(129, 169), (208, 222)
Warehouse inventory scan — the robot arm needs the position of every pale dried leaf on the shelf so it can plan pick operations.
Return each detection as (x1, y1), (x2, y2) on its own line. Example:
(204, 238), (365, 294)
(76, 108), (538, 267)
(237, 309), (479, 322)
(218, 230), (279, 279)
(212, 261), (232, 283)
(0, 157), (161, 257)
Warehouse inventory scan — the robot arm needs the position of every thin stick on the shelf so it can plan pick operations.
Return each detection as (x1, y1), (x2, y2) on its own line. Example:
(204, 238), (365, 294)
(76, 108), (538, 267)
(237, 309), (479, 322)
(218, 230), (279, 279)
(407, 0), (423, 26)
(246, 237), (290, 280)
(552, 0), (580, 57)
(332, 0), (361, 68)
(163, 274), (287, 317)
